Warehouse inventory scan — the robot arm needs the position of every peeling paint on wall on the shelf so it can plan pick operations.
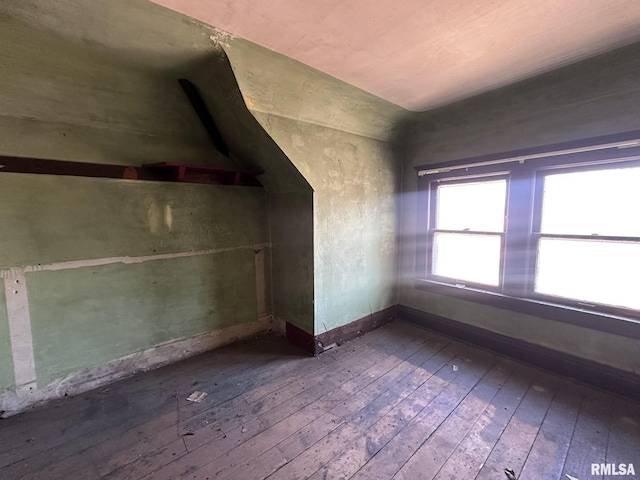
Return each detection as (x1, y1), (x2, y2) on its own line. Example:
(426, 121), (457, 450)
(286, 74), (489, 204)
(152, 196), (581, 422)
(0, 284), (16, 391)
(164, 204), (173, 231)
(3, 274), (37, 395)
(207, 26), (235, 49)
(0, 314), (279, 418)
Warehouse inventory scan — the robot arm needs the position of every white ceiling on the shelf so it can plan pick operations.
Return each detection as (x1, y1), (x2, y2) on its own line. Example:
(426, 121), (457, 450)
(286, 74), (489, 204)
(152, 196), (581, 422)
(151, 0), (640, 111)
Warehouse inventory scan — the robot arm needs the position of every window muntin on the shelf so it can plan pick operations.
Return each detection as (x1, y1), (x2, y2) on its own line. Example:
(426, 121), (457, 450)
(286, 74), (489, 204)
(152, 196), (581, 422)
(421, 155), (640, 320)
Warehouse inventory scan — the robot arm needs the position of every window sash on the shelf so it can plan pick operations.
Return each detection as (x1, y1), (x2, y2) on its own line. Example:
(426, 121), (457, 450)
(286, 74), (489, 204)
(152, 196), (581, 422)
(429, 231), (504, 287)
(532, 236), (640, 311)
(426, 174), (508, 290)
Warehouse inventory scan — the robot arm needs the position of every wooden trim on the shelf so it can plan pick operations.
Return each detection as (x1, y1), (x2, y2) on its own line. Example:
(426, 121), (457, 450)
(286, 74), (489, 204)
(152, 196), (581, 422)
(414, 129), (640, 172)
(285, 306), (397, 356)
(178, 78), (230, 157)
(0, 156), (262, 187)
(143, 162), (262, 186)
(285, 322), (316, 355)
(418, 152), (640, 323)
(315, 306), (397, 353)
(0, 155), (148, 180)
(397, 305), (640, 401)
(414, 279), (640, 339)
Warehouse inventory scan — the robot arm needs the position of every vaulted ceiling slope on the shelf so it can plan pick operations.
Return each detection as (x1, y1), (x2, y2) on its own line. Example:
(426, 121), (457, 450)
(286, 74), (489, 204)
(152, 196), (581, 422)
(151, 0), (640, 112)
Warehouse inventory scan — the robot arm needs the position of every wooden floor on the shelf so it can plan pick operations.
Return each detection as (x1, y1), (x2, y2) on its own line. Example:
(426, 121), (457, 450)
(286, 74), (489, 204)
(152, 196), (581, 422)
(1, 320), (639, 480)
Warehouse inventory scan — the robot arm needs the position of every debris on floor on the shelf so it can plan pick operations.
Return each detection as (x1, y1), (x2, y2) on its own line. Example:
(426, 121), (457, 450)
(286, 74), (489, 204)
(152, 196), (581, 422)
(186, 391), (208, 403)
(504, 467), (517, 480)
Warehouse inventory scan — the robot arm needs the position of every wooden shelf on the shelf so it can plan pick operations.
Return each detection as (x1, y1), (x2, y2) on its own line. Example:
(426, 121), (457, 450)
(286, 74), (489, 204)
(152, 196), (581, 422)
(142, 162), (263, 186)
(0, 156), (263, 188)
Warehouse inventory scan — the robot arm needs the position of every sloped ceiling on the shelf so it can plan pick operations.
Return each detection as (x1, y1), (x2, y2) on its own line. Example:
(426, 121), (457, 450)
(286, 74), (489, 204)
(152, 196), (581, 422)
(151, 0), (640, 111)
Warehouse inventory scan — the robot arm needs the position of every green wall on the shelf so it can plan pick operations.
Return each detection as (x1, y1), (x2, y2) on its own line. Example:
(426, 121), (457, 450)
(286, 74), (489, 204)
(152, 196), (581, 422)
(398, 43), (640, 374)
(182, 49), (317, 334)
(255, 113), (398, 333)
(0, 173), (268, 389)
(28, 250), (256, 386)
(0, 0), (270, 396)
(0, 175), (267, 268)
(176, 33), (405, 336)
(224, 39), (406, 335)
(270, 192), (315, 333)
(0, 3), (236, 168)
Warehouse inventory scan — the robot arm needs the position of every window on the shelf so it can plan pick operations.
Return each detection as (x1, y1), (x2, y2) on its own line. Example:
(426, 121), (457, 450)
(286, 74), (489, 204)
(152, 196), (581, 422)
(417, 136), (640, 325)
(534, 165), (640, 311)
(430, 177), (507, 287)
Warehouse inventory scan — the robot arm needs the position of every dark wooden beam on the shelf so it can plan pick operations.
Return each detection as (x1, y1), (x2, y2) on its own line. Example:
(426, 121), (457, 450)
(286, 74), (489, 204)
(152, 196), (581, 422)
(178, 78), (231, 157)
(0, 156), (263, 187)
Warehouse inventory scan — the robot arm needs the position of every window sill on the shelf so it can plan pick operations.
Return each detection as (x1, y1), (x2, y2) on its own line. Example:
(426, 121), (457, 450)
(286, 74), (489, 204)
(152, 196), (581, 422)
(413, 278), (640, 339)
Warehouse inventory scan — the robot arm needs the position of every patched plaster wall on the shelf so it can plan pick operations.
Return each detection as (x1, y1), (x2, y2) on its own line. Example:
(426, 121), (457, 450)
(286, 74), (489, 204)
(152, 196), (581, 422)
(222, 38), (406, 335)
(0, 1), (275, 415)
(0, 0), (405, 415)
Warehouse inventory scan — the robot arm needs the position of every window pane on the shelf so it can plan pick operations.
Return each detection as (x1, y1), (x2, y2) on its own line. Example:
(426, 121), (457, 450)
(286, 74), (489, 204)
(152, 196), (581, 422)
(535, 238), (640, 310)
(540, 166), (640, 237)
(433, 233), (502, 286)
(436, 179), (506, 232)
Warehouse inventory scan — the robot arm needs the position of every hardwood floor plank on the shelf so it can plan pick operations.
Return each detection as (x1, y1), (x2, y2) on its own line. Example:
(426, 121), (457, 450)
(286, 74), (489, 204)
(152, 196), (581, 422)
(2, 321), (638, 480)
(270, 339), (461, 479)
(432, 363), (537, 480)
(168, 407), (333, 479)
(242, 326), (432, 416)
(258, 334), (430, 429)
(247, 349), (380, 419)
(23, 408), (179, 480)
(473, 370), (559, 480)
(562, 389), (613, 480)
(137, 417), (267, 480)
(240, 326), (392, 407)
(605, 396), (640, 476)
(307, 341), (468, 480)
(345, 337), (457, 430)
(150, 326), (433, 480)
(269, 422), (363, 480)
(225, 447), (289, 480)
(275, 412), (345, 462)
(394, 357), (518, 480)
(325, 335), (440, 421)
(0, 335), (290, 473)
(518, 379), (584, 480)
(349, 347), (497, 480)
(0, 335), (282, 452)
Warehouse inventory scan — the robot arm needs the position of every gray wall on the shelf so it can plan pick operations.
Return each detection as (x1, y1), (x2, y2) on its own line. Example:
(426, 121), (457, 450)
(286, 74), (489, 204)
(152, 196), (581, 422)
(398, 43), (640, 374)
